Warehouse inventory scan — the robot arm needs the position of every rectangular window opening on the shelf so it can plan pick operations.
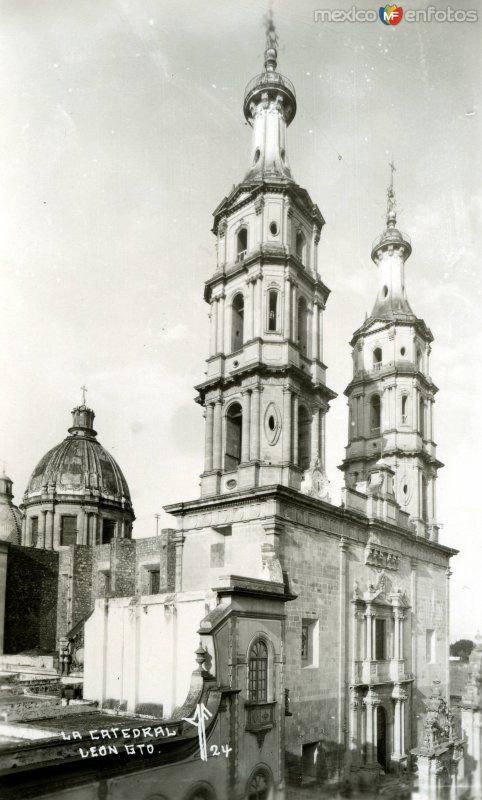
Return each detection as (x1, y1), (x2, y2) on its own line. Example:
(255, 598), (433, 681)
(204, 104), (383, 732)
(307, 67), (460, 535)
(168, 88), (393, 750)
(60, 515), (77, 546)
(375, 618), (386, 661)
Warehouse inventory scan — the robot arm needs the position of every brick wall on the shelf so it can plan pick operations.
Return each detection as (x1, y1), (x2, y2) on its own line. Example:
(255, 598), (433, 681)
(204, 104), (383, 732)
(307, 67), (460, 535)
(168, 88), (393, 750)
(4, 546), (59, 654)
(135, 530), (176, 595)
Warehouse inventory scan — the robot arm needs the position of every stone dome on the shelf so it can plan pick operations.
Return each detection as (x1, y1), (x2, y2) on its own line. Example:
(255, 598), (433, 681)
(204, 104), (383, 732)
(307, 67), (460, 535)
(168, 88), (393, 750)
(0, 472), (22, 544)
(24, 405), (132, 510)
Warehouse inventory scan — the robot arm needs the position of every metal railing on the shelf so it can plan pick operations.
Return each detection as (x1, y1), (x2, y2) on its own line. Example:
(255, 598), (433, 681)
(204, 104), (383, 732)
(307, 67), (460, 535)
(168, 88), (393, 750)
(371, 229), (411, 252)
(244, 71), (296, 103)
(236, 249), (247, 263)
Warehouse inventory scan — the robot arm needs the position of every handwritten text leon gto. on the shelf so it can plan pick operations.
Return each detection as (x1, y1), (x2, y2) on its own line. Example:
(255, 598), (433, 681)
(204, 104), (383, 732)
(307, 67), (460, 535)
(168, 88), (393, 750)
(61, 725), (177, 759)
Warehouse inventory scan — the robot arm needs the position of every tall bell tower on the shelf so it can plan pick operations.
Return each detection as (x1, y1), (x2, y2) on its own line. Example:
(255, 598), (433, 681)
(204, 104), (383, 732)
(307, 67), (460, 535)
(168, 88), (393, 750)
(340, 167), (442, 539)
(197, 41), (336, 499)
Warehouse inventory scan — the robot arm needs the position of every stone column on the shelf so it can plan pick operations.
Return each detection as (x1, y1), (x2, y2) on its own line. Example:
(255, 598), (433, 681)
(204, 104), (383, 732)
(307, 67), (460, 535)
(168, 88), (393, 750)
(247, 279), (255, 341)
(312, 301), (319, 360)
(282, 388), (292, 463)
(212, 399), (223, 471)
(89, 512), (98, 545)
(45, 510), (54, 549)
(398, 613), (405, 660)
(284, 274), (291, 340)
(218, 294), (225, 353)
(219, 223), (227, 265)
(291, 282), (298, 343)
(250, 387), (261, 461)
(255, 197), (264, 244)
(82, 510), (89, 545)
(241, 390), (251, 463)
(312, 227), (320, 273)
(392, 690), (407, 758)
(52, 512), (61, 549)
(350, 687), (361, 768)
(212, 298), (219, 355)
(365, 606), (374, 661)
(394, 612), (401, 660)
(320, 412), (326, 472)
(292, 394), (299, 466)
(204, 403), (214, 472)
(412, 386), (418, 431)
(254, 277), (263, 339)
(310, 407), (320, 465)
(364, 691), (379, 765)
(319, 307), (324, 362)
(38, 511), (46, 549)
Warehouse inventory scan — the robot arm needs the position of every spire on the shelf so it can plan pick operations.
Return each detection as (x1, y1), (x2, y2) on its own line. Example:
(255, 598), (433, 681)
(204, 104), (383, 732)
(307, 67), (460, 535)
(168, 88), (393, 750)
(242, 15), (296, 182)
(368, 164), (414, 320)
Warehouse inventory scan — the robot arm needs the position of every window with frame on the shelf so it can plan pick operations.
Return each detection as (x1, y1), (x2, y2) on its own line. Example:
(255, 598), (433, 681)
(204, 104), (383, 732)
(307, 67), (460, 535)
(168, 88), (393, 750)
(248, 639), (268, 702)
(236, 227), (248, 262)
(30, 516), (38, 547)
(224, 402), (243, 470)
(102, 518), (116, 544)
(426, 629), (435, 663)
(401, 394), (408, 424)
(301, 619), (319, 668)
(149, 569), (161, 595)
(375, 618), (387, 661)
(231, 293), (244, 352)
(267, 289), (279, 332)
(60, 515), (77, 546)
(370, 395), (381, 432)
(373, 347), (382, 369)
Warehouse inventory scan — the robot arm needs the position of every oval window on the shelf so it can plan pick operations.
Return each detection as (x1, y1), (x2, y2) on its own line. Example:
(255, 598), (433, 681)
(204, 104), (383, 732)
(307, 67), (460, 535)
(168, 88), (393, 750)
(264, 403), (281, 445)
(382, 285), (388, 298)
(269, 221), (279, 236)
(254, 148), (261, 164)
(400, 346), (406, 356)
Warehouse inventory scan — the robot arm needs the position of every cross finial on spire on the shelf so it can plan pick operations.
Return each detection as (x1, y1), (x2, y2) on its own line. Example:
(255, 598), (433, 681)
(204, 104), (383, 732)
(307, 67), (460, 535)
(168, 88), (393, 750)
(80, 385), (88, 405)
(386, 158), (397, 227)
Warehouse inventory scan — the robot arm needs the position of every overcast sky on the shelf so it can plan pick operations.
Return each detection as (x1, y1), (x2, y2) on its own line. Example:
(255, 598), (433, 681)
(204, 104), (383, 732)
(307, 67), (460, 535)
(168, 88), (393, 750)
(0, 0), (480, 640)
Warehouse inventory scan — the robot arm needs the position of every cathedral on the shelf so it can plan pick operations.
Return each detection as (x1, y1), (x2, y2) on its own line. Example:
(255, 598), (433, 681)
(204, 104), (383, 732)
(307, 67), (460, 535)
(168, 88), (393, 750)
(0, 30), (468, 800)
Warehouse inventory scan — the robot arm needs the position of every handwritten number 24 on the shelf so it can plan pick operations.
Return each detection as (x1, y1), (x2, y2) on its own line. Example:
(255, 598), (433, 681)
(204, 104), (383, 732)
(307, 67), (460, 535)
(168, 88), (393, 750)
(210, 744), (232, 758)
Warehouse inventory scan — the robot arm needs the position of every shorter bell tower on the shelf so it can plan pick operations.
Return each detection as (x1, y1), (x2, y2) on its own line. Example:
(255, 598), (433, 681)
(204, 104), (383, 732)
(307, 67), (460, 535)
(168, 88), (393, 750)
(196, 42), (336, 499)
(340, 167), (442, 539)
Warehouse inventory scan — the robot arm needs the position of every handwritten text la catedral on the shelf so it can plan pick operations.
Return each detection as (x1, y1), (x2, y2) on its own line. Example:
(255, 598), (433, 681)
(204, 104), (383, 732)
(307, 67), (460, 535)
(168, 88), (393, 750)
(61, 725), (176, 758)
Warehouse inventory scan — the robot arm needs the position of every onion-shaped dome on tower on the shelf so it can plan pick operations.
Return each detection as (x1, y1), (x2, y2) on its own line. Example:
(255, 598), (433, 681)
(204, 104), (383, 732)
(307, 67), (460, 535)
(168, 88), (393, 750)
(21, 404), (135, 549)
(0, 472), (22, 544)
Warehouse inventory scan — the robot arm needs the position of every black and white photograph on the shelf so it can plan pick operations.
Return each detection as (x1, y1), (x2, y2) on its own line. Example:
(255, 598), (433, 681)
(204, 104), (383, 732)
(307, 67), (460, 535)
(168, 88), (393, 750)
(0, 1), (480, 798)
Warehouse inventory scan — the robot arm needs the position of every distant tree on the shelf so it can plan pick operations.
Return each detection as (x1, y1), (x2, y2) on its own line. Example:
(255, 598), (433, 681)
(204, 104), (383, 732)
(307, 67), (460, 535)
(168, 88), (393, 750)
(450, 639), (475, 662)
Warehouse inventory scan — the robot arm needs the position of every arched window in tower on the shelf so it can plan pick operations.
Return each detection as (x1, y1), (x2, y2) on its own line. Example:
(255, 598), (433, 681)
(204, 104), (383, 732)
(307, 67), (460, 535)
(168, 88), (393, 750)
(231, 293), (244, 352)
(370, 395), (381, 432)
(373, 347), (383, 370)
(419, 397), (425, 438)
(225, 402), (243, 471)
(267, 289), (279, 332)
(248, 639), (268, 702)
(401, 394), (408, 424)
(297, 297), (309, 355)
(295, 230), (306, 265)
(298, 405), (311, 470)
(236, 227), (248, 262)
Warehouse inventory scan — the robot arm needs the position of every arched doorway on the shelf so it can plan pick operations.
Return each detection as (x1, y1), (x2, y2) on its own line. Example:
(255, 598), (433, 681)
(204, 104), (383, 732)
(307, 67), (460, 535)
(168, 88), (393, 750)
(376, 706), (387, 770)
